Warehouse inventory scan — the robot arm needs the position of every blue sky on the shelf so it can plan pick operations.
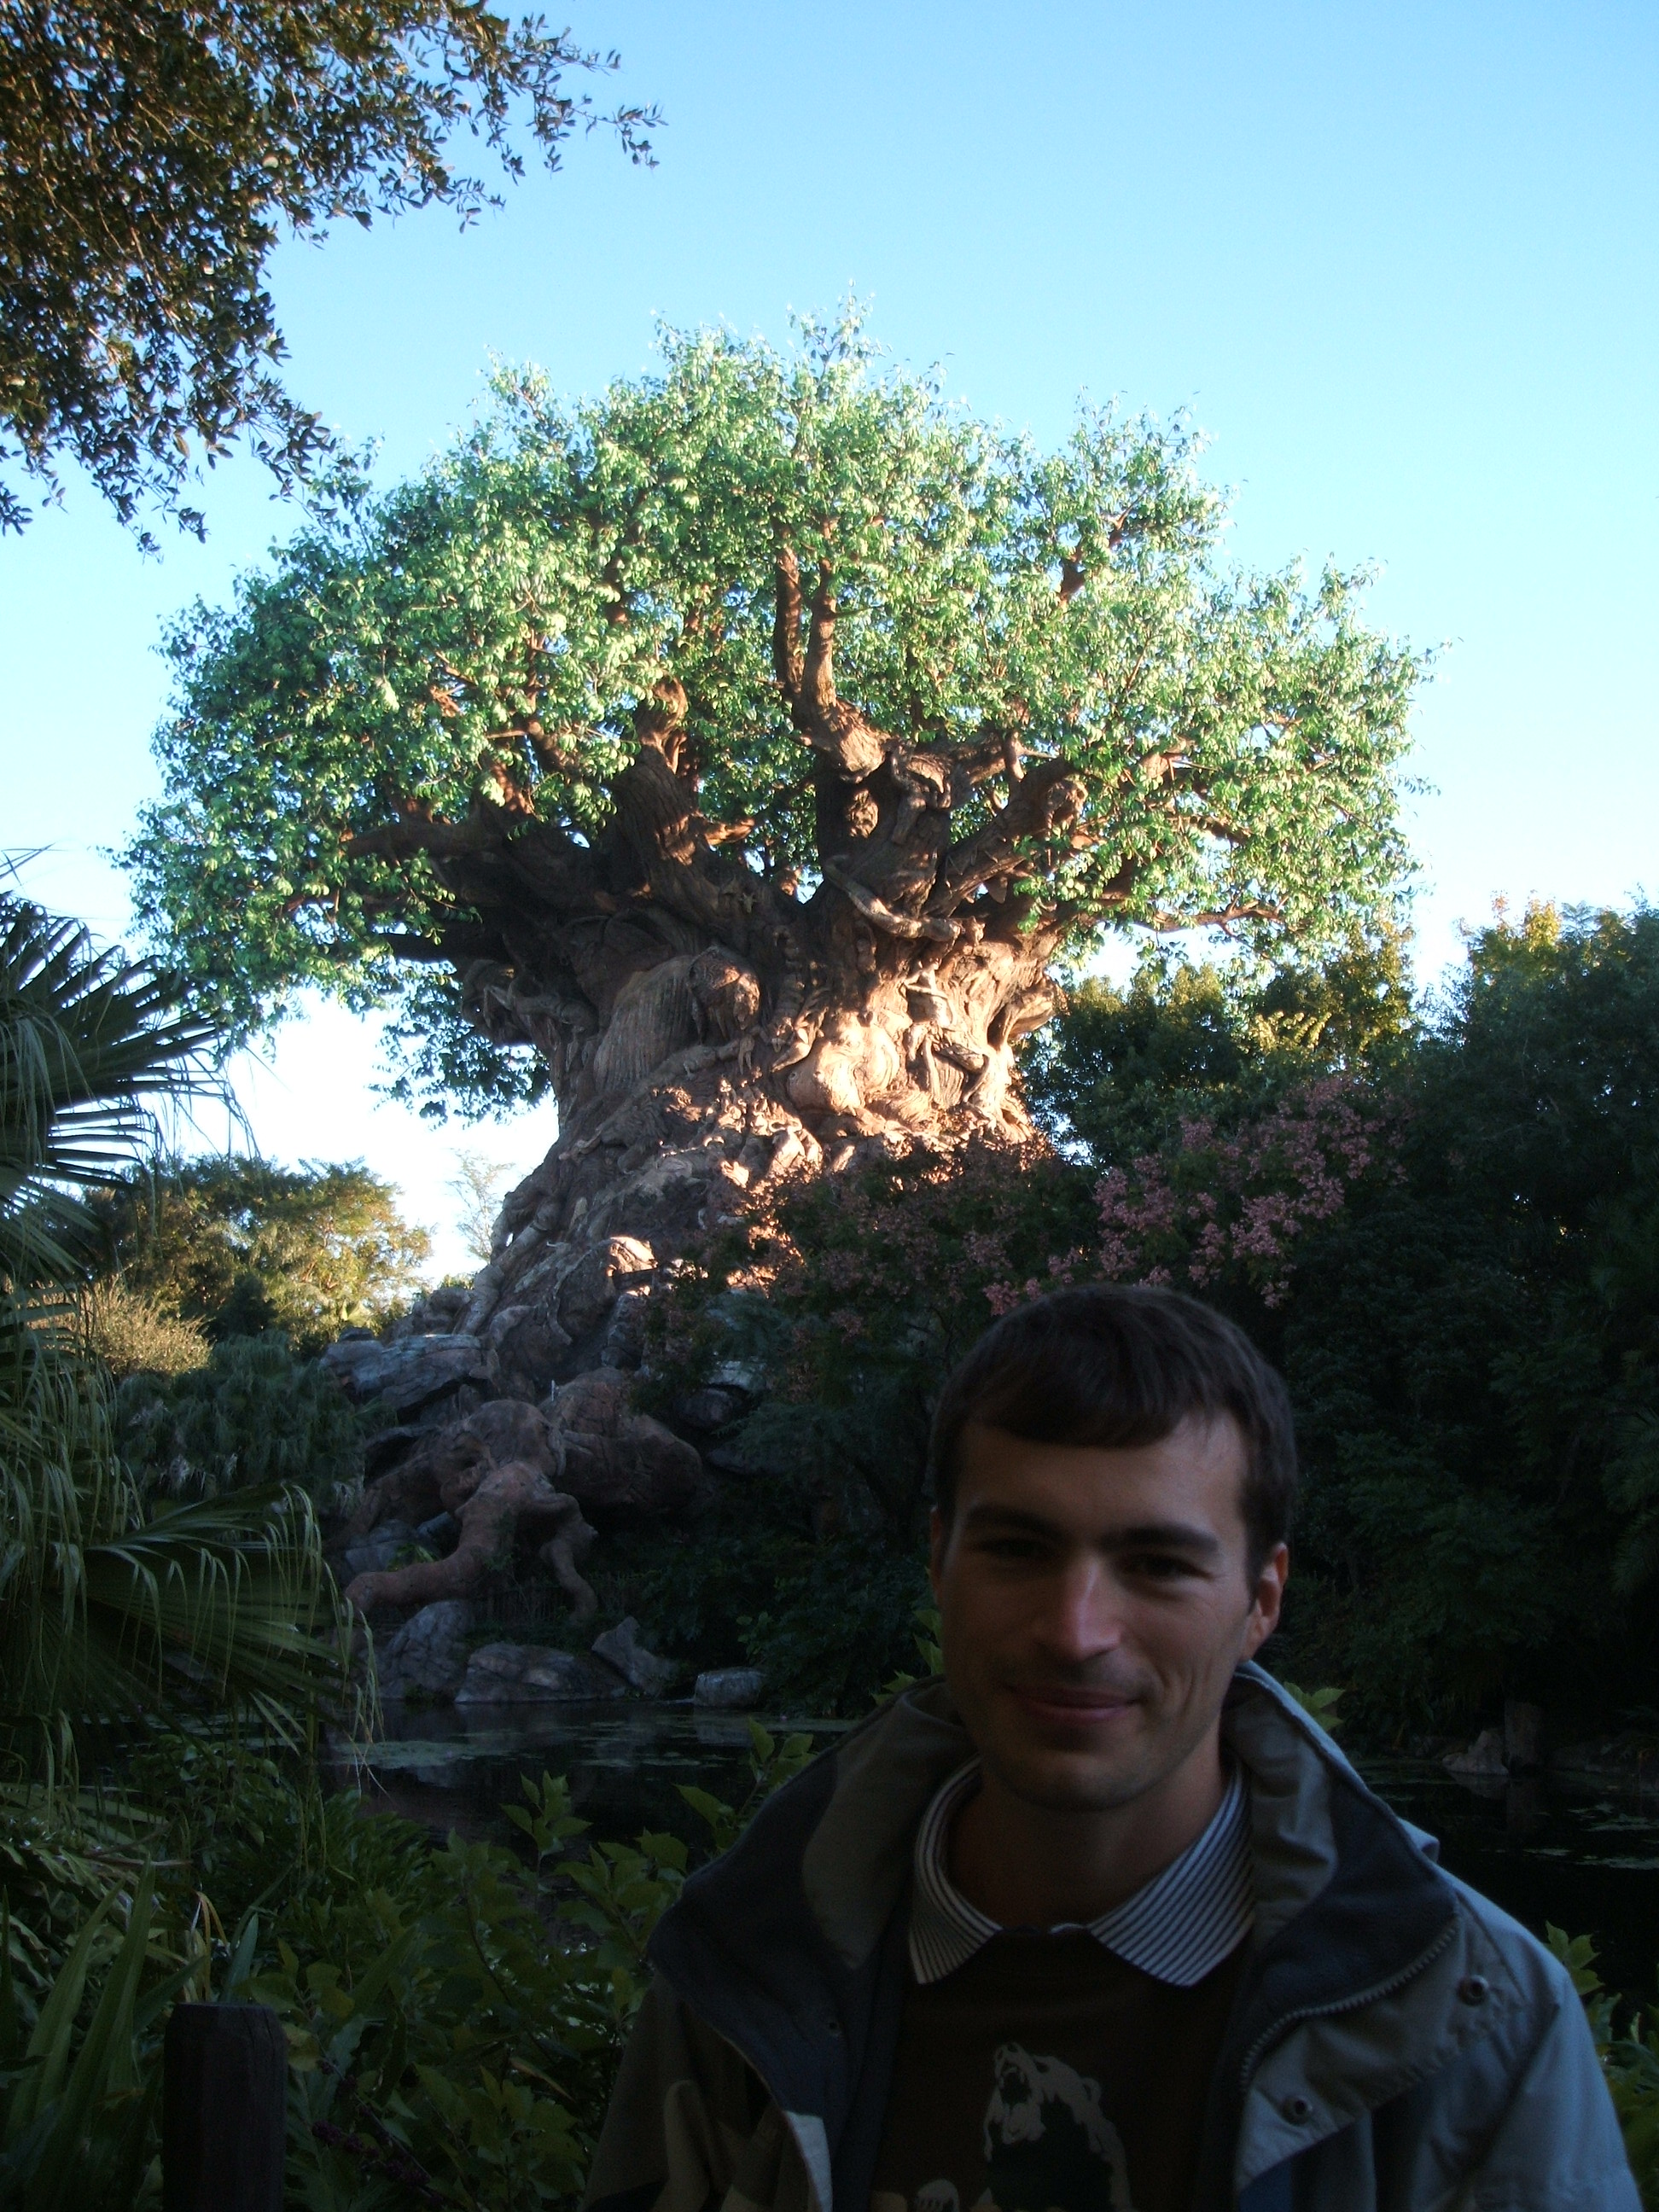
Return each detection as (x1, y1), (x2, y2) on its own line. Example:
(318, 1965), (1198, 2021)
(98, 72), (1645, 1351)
(7, 0), (1656, 1271)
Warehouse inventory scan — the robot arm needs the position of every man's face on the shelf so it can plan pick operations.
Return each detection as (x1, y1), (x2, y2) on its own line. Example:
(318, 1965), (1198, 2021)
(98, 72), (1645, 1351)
(929, 1416), (1286, 1813)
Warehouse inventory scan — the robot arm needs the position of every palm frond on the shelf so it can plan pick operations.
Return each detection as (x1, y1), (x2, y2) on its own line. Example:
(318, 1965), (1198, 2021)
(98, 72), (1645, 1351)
(0, 897), (219, 1293)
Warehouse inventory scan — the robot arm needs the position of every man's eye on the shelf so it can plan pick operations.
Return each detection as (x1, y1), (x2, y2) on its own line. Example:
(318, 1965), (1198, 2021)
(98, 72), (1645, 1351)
(980, 1536), (1045, 1560)
(1123, 1553), (1198, 1580)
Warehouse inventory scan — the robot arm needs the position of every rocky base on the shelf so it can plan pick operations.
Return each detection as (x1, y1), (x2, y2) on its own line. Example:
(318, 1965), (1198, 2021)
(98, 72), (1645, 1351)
(377, 1602), (680, 1707)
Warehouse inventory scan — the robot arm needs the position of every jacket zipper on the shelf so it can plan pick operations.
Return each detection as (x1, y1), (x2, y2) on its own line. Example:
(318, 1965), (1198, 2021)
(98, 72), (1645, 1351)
(1237, 1916), (1460, 2093)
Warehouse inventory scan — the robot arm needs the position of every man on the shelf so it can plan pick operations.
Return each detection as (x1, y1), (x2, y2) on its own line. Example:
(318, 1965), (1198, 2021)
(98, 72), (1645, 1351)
(587, 1285), (1635, 2212)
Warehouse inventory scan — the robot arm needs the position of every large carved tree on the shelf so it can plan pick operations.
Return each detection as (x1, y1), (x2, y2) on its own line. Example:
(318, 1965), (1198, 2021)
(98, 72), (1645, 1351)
(128, 317), (1418, 1324)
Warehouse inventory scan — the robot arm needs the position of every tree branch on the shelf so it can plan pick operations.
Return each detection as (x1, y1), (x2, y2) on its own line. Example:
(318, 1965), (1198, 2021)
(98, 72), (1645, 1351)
(822, 856), (958, 943)
(926, 757), (1088, 914)
(782, 553), (889, 781)
(772, 544), (803, 706)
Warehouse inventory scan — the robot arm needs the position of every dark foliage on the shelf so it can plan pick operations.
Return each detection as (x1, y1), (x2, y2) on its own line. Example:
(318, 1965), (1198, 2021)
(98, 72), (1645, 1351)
(0, 3), (655, 538)
(115, 1329), (369, 1504)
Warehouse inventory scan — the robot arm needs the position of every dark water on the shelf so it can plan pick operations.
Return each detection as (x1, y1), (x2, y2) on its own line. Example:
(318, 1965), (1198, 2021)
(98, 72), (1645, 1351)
(365, 1704), (1659, 2000)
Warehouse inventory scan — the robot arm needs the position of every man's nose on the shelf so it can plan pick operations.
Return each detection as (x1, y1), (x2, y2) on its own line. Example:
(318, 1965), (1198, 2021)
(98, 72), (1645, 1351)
(1034, 1557), (1126, 1662)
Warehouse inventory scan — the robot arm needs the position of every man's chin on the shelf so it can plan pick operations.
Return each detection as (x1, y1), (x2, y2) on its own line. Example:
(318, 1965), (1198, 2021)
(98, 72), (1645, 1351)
(982, 1742), (1155, 1815)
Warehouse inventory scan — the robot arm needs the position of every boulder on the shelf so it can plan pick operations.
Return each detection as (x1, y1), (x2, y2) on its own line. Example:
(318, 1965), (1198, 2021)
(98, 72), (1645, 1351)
(601, 1289), (649, 1371)
(591, 1616), (678, 1696)
(557, 1236), (655, 1341)
(695, 1668), (765, 1710)
(672, 1386), (747, 1435)
(490, 1303), (573, 1398)
(320, 1332), (492, 1417)
(341, 1520), (421, 1580)
(546, 1369), (710, 1522)
(377, 1600), (475, 1702)
(455, 1642), (626, 1703)
(346, 1399), (556, 1540)
(1443, 1728), (1508, 1778)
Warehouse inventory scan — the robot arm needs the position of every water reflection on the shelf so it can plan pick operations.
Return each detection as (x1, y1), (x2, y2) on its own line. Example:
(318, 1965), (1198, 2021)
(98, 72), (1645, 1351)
(363, 1699), (851, 1848)
(1358, 1755), (1659, 1996)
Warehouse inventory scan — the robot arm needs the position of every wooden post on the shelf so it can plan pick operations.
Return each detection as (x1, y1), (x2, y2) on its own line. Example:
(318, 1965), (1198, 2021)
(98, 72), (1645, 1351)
(1504, 1699), (1545, 1773)
(163, 2003), (286, 2212)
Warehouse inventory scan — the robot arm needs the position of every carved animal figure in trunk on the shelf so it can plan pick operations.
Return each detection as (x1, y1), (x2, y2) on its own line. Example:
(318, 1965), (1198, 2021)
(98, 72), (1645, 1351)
(128, 312), (1420, 1306)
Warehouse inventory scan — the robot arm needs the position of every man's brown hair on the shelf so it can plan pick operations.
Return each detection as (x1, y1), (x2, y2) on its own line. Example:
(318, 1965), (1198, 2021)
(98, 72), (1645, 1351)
(929, 1284), (1297, 1571)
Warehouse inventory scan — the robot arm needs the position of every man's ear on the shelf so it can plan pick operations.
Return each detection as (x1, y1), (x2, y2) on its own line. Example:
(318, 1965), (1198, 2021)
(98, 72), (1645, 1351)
(928, 1505), (948, 1603)
(1241, 1543), (1289, 1659)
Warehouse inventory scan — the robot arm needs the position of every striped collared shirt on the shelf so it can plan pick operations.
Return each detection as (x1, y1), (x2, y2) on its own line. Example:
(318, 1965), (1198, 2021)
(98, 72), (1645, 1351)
(908, 1756), (1253, 1987)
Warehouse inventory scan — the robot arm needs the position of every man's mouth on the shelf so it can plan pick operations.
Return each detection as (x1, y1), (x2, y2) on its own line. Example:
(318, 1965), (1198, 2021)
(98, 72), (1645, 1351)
(1005, 1683), (1143, 1726)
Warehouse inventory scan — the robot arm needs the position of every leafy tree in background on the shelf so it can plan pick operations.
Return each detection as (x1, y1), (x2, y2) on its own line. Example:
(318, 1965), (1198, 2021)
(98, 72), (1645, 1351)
(0, 3), (655, 538)
(117, 1330), (370, 1505)
(1278, 902), (1659, 1725)
(96, 1155), (430, 1352)
(447, 1144), (512, 1265)
(649, 905), (1659, 1734)
(1021, 919), (1416, 1163)
(125, 314), (1421, 1292)
(1022, 901), (1659, 1728)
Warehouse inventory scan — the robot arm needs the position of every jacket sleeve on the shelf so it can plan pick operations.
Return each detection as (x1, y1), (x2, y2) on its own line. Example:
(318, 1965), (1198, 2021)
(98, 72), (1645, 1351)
(1459, 1958), (1640, 2212)
(585, 1974), (813, 2212)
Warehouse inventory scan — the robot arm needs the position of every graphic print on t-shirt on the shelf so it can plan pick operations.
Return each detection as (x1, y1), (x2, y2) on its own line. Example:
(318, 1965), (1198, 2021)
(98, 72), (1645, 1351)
(873, 2040), (1138, 2212)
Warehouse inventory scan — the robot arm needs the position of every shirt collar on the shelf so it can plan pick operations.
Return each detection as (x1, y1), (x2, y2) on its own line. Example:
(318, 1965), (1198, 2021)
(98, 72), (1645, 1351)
(909, 1755), (1254, 1987)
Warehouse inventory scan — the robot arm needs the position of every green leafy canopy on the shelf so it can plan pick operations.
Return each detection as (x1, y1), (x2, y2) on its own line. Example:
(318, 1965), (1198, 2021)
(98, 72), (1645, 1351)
(126, 312), (1424, 1116)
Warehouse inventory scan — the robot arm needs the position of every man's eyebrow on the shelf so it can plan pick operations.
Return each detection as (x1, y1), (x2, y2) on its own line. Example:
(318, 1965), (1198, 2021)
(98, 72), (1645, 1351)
(958, 1504), (1225, 1557)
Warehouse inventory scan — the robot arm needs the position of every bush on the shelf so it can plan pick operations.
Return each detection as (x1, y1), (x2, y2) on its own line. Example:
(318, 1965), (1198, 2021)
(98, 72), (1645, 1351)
(1021, 902), (1659, 1733)
(0, 1727), (814, 2209)
(77, 1278), (208, 1378)
(116, 1331), (367, 1508)
(632, 1141), (1097, 1712)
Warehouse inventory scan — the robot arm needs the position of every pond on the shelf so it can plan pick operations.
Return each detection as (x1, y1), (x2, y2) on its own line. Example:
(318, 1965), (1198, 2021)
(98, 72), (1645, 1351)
(364, 1703), (1659, 2000)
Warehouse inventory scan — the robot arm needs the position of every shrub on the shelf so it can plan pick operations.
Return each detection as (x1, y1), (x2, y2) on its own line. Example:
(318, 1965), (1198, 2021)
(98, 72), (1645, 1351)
(116, 1331), (367, 1508)
(1, 1728), (814, 2209)
(77, 1279), (208, 1379)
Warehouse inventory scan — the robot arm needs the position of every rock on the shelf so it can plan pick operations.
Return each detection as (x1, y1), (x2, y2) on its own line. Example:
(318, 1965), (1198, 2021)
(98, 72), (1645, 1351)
(591, 1616), (678, 1696)
(363, 1423), (428, 1479)
(342, 1520), (421, 1578)
(491, 1304), (573, 1398)
(378, 1599), (475, 1702)
(672, 1386), (747, 1434)
(320, 1333), (492, 1417)
(415, 1511), (459, 1550)
(695, 1668), (765, 1710)
(548, 1372), (710, 1522)
(1443, 1728), (1508, 1778)
(601, 1289), (649, 1371)
(455, 1642), (626, 1703)
(708, 1359), (766, 1397)
(557, 1236), (655, 1341)
(346, 1399), (558, 1540)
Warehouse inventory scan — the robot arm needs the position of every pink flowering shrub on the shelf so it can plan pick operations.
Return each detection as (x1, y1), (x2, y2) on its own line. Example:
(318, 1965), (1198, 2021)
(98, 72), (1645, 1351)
(988, 1077), (1401, 1313)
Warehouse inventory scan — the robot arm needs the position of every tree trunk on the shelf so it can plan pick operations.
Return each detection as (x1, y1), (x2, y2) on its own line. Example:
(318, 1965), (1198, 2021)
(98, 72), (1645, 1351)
(394, 670), (1068, 1358)
(446, 884), (1055, 1360)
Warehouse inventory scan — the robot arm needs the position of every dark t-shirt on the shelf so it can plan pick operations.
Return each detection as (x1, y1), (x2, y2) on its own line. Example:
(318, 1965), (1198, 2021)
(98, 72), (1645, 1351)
(870, 1929), (1247, 2212)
